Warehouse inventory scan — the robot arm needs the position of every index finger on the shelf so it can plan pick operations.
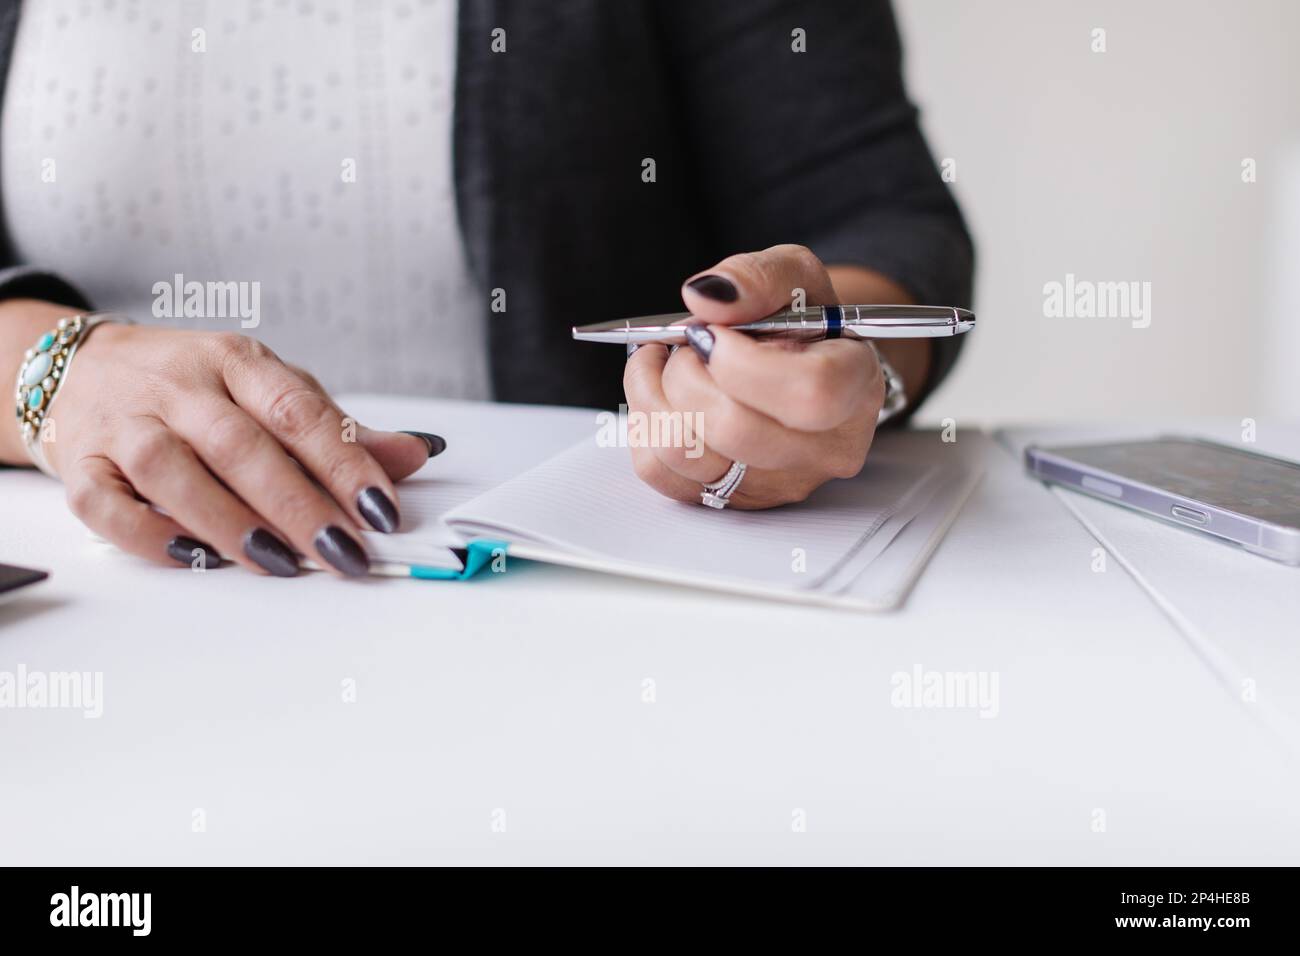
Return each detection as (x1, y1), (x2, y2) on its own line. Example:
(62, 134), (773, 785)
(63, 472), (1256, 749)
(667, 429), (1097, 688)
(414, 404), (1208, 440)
(216, 336), (404, 534)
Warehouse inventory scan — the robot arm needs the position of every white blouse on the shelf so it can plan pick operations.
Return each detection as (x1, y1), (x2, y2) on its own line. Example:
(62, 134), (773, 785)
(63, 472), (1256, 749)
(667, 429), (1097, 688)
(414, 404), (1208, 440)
(1, 0), (491, 400)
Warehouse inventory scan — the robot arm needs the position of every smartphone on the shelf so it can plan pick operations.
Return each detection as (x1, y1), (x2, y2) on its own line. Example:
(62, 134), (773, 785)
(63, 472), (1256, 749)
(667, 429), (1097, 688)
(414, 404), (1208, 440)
(1024, 436), (1300, 565)
(0, 562), (49, 604)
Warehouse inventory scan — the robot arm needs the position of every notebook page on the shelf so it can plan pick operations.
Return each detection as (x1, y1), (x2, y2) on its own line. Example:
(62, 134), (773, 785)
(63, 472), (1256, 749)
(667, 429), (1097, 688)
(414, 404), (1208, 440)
(815, 460), (944, 594)
(334, 395), (602, 566)
(443, 437), (927, 591)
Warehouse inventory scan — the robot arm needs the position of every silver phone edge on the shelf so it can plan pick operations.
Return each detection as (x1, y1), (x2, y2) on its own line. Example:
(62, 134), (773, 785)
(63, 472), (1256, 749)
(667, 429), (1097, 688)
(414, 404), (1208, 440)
(1023, 444), (1300, 566)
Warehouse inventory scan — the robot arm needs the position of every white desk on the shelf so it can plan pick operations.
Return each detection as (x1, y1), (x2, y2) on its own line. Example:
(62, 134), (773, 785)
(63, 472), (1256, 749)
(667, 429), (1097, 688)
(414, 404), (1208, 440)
(1, 410), (1297, 865)
(1001, 422), (1300, 737)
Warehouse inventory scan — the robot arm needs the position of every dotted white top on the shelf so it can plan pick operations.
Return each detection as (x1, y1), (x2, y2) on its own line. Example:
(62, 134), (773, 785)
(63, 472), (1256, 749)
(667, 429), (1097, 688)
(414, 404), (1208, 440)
(1, 0), (491, 400)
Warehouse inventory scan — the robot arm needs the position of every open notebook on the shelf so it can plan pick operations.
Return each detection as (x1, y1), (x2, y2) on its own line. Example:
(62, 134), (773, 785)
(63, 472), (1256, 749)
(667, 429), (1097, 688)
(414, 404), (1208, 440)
(335, 396), (984, 610)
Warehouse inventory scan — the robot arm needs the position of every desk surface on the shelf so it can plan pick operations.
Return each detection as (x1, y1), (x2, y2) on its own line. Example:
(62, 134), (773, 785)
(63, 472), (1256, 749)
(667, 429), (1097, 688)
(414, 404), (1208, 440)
(1, 408), (1297, 865)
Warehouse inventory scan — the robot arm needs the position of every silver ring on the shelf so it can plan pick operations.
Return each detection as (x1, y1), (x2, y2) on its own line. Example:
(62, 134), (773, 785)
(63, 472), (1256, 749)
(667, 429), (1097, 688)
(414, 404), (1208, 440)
(700, 460), (747, 509)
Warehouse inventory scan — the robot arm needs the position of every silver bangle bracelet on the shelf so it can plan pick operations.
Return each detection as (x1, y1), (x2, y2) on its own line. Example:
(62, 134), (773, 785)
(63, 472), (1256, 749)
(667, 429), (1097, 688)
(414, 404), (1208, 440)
(14, 311), (131, 478)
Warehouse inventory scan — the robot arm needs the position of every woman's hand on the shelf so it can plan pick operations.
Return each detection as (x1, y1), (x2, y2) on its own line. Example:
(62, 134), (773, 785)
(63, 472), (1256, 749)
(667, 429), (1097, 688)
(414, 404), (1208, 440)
(623, 244), (888, 509)
(19, 302), (437, 576)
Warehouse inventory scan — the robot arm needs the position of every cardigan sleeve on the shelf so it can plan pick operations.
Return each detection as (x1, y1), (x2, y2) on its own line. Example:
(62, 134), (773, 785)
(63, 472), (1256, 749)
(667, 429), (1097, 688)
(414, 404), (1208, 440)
(653, 0), (974, 412)
(0, 266), (93, 311)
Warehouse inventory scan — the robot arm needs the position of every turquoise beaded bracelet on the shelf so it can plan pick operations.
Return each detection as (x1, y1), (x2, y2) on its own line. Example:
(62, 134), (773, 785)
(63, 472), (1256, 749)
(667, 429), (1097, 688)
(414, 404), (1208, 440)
(14, 311), (125, 477)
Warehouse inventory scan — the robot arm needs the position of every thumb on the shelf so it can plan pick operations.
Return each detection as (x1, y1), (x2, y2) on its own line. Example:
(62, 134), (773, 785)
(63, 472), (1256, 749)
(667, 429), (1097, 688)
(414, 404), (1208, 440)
(357, 426), (445, 482)
(681, 244), (838, 325)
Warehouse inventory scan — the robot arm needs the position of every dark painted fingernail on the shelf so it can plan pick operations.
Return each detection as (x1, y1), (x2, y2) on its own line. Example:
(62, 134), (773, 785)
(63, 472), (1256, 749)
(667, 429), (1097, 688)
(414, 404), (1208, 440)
(243, 528), (299, 577)
(314, 525), (370, 577)
(626, 342), (641, 359)
(357, 486), (400, 533)
(683, 324), (715, 364)
(166, 535), (220, 568)
(685, 274), (738, 303)
(399, 430), (446, 458)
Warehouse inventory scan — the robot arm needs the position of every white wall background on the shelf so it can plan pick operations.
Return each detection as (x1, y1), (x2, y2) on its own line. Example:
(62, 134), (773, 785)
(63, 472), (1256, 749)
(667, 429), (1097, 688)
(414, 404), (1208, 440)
(896, 0), (1300, 426)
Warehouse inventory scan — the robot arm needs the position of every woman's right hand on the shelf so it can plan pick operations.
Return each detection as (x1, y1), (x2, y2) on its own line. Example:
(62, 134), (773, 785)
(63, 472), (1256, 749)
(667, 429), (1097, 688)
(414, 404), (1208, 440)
(14, 301), (439, 577)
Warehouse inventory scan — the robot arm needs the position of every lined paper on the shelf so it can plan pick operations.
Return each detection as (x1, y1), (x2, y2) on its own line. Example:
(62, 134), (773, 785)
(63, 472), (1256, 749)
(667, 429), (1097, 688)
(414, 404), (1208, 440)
(444, 437), (926, 590)
(338, 395), (975, 601)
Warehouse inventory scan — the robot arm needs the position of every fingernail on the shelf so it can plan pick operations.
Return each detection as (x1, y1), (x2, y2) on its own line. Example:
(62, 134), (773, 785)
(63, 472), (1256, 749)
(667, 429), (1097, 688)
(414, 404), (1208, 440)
(399, 430), (446, 458)
(357, 486), (400, 533)
(685, 274), (738, 303)
(683, 324), (715, 364)
(166, 535), (220, 568)
(314, 525), (370, 577)
(626, 342), (641, 359)
(243, 528), (299, 577)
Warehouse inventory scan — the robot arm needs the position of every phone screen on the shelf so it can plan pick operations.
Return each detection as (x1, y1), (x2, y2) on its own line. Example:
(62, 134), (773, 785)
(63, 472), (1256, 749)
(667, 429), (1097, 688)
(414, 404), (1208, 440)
(1043, 438), (1300, 529)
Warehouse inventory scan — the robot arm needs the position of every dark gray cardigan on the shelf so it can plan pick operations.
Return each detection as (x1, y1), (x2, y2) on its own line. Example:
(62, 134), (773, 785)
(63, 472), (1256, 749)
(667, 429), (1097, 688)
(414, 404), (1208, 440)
(0, 0), (973, 411)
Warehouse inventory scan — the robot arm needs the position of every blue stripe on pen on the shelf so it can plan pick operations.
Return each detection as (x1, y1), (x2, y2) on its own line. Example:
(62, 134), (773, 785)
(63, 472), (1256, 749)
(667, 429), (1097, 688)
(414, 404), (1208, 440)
(824, 305), (843, 339)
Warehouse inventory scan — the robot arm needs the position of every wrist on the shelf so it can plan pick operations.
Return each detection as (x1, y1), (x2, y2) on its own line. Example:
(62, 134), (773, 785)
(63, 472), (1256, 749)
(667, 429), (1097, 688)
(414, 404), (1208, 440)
(6, 304), (126, 471)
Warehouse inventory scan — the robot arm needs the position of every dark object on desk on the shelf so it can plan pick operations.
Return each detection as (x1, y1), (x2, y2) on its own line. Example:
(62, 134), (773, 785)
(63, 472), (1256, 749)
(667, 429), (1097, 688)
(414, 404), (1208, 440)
(0, 561), (48, 604)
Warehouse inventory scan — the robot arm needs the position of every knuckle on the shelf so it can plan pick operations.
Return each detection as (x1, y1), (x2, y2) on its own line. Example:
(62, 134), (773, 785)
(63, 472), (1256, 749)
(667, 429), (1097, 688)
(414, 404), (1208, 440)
(793, 480), (823, 504)
(204, 410), (260, 471)
(651, 441), (695, 475)
(118, 428), (174, 480)
(208, 331), (250, 358)
(264, 384), (325, 440)
(829, 445), (869, 480)
(65, 477), (100, 522)
(119, 504), (155, 544)
(314, 445), (365, 496)
(622, 357), (645, 394)
(209, 332), (273, 371)
(630, 447), (660, 485)
(776, 475), (823, 507)
(267, 486), (325, 532)
(631, 444), (655, 481)
(658, 356), (690, 405)
(301, 371), (324, 394)
(622, 351), (664, 403)
(285, 364), (323, 392)
(722, 251), (764, 288)
(781, 243), (822, 274)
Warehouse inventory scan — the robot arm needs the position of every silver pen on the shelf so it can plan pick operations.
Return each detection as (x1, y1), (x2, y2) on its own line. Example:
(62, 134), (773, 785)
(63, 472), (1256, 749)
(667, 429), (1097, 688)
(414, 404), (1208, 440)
(572, 304), (975, 345)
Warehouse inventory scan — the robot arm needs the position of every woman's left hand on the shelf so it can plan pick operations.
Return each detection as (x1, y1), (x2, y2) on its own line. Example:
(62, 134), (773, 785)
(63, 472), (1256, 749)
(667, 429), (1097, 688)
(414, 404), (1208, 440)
(623, 244), (886, 509)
